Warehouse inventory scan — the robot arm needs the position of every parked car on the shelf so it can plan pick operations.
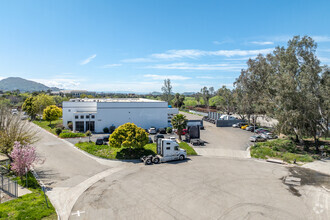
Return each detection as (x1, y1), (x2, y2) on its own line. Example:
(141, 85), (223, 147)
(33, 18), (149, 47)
(154, 134), (165, 142)
(148, 137), (153, 143)
(241, 125), (249, 130)
(232, 123), (239, 128)
(246, 125), (258, 131)
(255, 128), (271, 134)
(159, 128), (166, 134)
(95, 138), (105, 145)
(103, 135), (109, 142)
(260, 132), (278, 139)
(148, 127), (157, 135)
(234, 122), (248, 128)
(249, 135), (266, 142)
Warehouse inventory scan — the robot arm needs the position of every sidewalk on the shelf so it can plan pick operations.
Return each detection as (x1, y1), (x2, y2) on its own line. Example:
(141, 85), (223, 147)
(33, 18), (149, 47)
(302, 159), (330, 176)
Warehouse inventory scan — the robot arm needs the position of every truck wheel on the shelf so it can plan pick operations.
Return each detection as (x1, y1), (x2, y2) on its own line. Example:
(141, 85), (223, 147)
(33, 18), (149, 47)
(179, 155), (185, 160)
(145, 158), (152, 165)
(153, 157), (160, 164)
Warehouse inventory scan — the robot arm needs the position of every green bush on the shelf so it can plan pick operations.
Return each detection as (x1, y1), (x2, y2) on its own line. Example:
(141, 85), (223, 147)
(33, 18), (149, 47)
(166, 127), (173, 133)
(109, 125), (116, 134)
(103, 127), (110, 133)
(85, 130), (92, 136)
(55, 128), (62, 135)
(67, 122), (73, 130)
(59, 132), (86, 138)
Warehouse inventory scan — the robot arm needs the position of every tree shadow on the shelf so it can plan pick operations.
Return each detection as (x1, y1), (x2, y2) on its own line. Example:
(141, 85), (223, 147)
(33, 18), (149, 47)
(116, 147), (155, 160)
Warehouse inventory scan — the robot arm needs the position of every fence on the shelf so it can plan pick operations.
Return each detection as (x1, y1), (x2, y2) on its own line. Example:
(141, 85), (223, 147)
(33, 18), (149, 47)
(0, 174), (18, 198)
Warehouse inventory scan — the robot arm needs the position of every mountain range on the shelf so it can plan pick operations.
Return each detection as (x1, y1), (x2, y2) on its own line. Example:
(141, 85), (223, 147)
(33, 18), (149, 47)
(0, 77), (60, 92)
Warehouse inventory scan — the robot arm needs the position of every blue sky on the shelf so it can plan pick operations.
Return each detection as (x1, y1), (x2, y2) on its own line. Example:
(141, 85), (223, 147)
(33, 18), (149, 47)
(0, 0), (330, 93)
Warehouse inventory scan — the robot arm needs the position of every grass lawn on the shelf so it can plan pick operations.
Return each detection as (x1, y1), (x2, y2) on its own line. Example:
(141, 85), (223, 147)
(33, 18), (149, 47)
(33, 119), (63, 136)
(250, 139), (314, 163)
(0, 173), (56, 219)
(75, 141), (197, 160)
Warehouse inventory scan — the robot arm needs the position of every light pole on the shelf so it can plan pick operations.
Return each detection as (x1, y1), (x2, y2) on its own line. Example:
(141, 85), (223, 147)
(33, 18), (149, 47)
(88, 114), (91, 142)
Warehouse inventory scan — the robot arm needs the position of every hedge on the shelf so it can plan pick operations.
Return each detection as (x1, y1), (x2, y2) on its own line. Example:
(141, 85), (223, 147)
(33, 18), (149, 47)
(59, 132), (86, 138)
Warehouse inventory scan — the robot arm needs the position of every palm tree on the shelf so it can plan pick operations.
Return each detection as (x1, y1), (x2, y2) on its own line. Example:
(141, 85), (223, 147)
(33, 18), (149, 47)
(171, 114), (187, 140)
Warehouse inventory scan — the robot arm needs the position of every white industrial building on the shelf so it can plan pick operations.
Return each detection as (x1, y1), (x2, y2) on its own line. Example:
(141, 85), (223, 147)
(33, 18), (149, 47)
(62, 98), (178, 133)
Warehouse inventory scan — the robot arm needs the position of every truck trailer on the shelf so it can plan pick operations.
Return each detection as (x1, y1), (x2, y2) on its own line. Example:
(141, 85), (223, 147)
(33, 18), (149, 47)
(141, 138), (187, 165)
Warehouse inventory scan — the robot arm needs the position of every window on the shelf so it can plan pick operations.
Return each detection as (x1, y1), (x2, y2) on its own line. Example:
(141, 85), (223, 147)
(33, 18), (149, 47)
(75, 115), (78, 119)
(166, 142), (171, 145)
(80, 115), (84, 119)
(75, 121), (84, 132)
(86, 121), (95, 132)
(91, 115), (95, 119)
(166, 147), (171, 150)
(174, 146), (179, 151)
(86, 115), (89, 119)
(68, 109), (71, 112)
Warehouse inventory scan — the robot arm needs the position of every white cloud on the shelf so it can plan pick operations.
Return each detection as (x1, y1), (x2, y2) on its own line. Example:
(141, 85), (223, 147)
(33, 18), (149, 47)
(80, 54), (96, 65)
(147, 62), (245, 71)
(143, 74), (191, 80)
(250, 41), (274, 45)
(32, 78), (81, 89)
(123, 48), (273, 63)
(196, 76), (236, 79)
(312, 36), (330, 43)
(318, 56), (330, 63)
(121, 58), (155, 63)
(100, 64), (122, 68)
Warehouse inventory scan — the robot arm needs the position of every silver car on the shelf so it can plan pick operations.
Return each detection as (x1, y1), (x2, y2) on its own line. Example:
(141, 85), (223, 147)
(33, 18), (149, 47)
(249, 135), (266, 142)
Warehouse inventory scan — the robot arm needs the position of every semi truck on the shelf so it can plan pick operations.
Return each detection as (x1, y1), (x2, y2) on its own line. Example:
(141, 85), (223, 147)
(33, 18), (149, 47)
(141, 138), (187, 165)
(185, 125), (205, 146)
(187, 120), (204, 130)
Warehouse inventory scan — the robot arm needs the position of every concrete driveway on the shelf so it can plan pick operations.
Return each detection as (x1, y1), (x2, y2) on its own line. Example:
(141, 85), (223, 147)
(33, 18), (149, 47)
(71, 156), (330, 220)
(31, 123), (131, 220)
(180, 112), (253, 158)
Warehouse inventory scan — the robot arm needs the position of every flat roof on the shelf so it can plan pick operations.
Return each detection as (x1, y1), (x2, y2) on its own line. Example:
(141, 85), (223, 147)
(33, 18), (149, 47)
(68, 98), (165, 103)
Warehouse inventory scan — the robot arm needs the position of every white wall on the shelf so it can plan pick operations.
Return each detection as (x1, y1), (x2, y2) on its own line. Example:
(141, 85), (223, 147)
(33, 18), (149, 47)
(62, 100), (169, 132)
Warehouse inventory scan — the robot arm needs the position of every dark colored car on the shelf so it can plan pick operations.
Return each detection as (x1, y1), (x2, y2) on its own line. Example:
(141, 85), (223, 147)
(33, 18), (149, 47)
(246, 125), (258, 131)
(103, 135), (109, 142)
(153, 134), (164, 142)
(95, 138), (104, 145)
(159, 128), (166, 134)
(256, 128), (271, 134)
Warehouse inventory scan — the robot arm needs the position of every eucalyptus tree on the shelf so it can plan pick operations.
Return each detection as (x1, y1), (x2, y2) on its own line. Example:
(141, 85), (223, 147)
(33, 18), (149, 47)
(161, 79), (173, 104)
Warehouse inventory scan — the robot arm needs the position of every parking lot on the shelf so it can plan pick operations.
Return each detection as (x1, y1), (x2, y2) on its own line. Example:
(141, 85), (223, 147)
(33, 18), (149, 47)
(71, 156), (329, 220)
(181, 112), (253, 158)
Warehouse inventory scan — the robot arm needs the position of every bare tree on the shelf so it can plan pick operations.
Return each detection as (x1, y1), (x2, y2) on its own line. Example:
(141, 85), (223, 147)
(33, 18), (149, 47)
(161, 79), (173, 104)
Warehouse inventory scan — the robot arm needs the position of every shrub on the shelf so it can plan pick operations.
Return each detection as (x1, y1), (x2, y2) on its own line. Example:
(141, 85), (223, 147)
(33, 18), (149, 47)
(62, 129), (71, 133)
(85, 130), (92, 136)
(103, 127), (110, 133)
(109, 125), (116, 134)
(59, 132), (86, 138)
(55, 123), (65, 129)
(55, 128), (62, 135)
(67, 122), (73, 130)
(109, 123), (148, 149)
(166, 127), (173, 133)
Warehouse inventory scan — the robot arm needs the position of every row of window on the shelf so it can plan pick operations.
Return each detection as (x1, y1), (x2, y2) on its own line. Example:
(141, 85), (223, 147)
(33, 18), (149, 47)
(74, 115), (95, 119)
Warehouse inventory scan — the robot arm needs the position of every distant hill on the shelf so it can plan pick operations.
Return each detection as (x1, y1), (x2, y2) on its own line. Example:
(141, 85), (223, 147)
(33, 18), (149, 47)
(182, 92), (195, 96)
(0, 77), (60, 92)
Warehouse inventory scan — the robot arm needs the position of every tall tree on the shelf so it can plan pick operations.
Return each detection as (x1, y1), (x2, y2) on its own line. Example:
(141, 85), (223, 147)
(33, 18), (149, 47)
(201, 87), (211, 108)
(172, 93), (185, 108)
(22, 97), (37, 120)
(43, 105), (62, 125)
(161, 79), (173, 104)
(171, 114), (187, 140)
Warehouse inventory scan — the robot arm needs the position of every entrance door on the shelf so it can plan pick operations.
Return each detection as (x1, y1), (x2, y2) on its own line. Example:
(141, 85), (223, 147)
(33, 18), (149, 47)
(86, 121), (95, 132)
(75, 121), (84, 132)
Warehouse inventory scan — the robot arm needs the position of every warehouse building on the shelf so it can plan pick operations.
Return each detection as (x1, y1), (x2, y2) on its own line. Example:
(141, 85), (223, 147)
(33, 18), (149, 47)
(62, 98), (178, 132)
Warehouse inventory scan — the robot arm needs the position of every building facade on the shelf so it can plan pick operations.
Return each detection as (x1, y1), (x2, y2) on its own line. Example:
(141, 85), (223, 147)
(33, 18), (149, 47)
(62, 98), (178, 133)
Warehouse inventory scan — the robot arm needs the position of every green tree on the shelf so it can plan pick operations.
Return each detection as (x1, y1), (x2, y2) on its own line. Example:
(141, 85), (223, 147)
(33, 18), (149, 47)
(161, 79), (173, 104)
(34, 94), (55, 115)
(109, 123), (148, 149)
(43, 105), (62, 125)
(171, 114), (187, 140)
(22, 97), (37, 119)
(201, 87), (211, 108)
(172, 93), (185, 108)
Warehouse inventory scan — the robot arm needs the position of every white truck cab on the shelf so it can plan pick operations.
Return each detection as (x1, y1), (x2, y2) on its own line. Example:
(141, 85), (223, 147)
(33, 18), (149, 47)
(141, 138), (187, 165)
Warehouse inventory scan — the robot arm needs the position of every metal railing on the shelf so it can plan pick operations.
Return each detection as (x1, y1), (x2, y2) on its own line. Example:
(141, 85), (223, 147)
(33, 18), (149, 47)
(0, 174), (18, 198)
